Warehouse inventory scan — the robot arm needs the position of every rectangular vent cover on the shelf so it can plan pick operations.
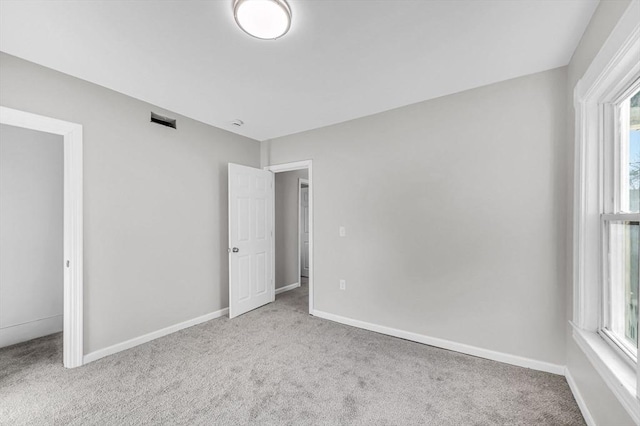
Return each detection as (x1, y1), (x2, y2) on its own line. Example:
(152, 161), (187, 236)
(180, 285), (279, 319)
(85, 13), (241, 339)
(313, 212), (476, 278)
(150, 112), (177, 129)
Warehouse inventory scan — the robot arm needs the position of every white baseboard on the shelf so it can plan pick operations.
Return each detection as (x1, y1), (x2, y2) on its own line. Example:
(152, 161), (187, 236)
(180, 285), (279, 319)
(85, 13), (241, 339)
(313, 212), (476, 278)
(0, 315), (63, 348)
(83, 307), (229, 364)
(275, 282), (300, 295)
(565, 368), (596, 426)
(312, 310), (565, 375)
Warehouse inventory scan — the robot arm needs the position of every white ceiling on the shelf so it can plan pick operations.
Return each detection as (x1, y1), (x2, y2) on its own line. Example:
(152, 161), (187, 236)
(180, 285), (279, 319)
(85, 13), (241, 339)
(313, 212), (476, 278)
(0, 0), (598, 141)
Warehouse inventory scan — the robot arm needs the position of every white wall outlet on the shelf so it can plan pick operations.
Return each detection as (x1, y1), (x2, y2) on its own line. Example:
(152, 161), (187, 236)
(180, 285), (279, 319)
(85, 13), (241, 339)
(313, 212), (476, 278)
(339, 226), (346, 237)
(339, 279), (346, 290)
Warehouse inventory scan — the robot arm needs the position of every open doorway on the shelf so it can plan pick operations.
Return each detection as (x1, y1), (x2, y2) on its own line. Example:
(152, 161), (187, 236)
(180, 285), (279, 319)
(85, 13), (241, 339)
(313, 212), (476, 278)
(272, 170), (308, 308)
(265, 161), (313, 314)
(299, 178), (310, 281)
(0, 124), (64, 358)
(0, 107), (83, 368)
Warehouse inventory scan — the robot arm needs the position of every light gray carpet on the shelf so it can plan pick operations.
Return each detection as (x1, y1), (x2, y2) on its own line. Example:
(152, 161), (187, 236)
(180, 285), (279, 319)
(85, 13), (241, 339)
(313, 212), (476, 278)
(1, 283), (584, 425)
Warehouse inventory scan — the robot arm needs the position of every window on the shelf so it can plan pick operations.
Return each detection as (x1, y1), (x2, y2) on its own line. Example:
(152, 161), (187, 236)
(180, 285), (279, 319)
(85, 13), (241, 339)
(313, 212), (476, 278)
(601, 86), (640, 363)
(573, 2), (640, 421)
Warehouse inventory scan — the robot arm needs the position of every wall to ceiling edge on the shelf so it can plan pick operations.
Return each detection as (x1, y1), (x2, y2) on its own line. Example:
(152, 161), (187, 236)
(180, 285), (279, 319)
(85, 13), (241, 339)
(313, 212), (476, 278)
(0, 52), (261, 355)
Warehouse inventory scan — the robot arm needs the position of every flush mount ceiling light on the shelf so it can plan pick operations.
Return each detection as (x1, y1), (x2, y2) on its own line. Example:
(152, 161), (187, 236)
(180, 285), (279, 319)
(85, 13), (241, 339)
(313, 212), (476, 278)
(233, 0), (292, 40)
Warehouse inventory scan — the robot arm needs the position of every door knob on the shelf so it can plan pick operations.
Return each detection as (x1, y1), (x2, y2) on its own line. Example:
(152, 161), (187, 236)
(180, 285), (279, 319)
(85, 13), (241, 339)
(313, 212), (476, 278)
(232, 247), (239, 253)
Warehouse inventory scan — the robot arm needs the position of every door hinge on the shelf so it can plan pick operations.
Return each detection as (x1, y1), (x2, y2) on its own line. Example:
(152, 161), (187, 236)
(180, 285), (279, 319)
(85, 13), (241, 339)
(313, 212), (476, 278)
(66, 260), (70, 268)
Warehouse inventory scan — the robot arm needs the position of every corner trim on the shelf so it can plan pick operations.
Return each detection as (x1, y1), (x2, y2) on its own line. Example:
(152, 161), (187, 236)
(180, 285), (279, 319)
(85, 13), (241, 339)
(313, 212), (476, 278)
(83, 308), (229, 364)
(312, 310), (565, 375)
(275, 282), (300, 295)
(565, 367), (596, 426)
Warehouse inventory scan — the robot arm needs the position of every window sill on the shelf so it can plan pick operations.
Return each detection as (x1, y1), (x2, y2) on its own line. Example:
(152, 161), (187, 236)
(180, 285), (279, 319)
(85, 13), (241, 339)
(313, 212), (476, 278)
(571, 322), (639, 423)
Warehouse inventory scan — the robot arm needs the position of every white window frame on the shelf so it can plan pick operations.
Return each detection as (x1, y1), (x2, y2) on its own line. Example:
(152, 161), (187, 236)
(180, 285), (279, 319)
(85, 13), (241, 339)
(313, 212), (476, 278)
(600, 78), (640, 364)
(572, 0), (640, 421)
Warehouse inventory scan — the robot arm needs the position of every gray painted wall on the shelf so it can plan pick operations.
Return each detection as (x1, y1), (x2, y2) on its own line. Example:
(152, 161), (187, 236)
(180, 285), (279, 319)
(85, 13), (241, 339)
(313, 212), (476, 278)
(275, 169), (308, 288)
(0, 52), (260, 354)
(565, 1), (635, 424)
(1, 6), (634, 418)
(264, 67), (568, 366)
(0, 124), (63, 347)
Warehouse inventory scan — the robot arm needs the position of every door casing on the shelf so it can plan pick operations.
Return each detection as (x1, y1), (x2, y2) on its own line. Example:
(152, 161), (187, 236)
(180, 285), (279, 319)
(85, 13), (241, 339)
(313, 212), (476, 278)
(264, 160), (314, 314)
(0, 106), (84, 368)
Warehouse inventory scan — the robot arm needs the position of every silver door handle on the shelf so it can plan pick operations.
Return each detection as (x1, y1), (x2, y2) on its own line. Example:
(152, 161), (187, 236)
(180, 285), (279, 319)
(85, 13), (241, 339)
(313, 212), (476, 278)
(232, 247), (239, 253)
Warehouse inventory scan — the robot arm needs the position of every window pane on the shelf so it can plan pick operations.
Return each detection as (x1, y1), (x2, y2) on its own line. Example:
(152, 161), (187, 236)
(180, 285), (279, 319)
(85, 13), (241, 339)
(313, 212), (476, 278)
(625, 88), (640, 212)
(606, 220), (639, 357)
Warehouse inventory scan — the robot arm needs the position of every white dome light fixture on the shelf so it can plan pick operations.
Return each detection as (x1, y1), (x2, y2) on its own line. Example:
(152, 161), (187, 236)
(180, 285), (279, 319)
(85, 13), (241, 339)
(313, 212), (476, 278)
(233, 0), (292, 40)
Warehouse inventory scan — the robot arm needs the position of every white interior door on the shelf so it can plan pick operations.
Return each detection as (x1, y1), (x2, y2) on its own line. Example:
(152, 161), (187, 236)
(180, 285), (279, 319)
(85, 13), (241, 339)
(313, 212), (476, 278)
(299, 183), (310, 278)
(228, 163), (274, 319)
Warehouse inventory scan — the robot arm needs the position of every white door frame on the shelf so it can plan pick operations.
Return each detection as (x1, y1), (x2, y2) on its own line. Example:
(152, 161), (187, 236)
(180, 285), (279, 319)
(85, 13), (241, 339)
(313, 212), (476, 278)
(264, 160), (314, 314)
(0, 106), (84, 368)
(298, 178), (309, 280)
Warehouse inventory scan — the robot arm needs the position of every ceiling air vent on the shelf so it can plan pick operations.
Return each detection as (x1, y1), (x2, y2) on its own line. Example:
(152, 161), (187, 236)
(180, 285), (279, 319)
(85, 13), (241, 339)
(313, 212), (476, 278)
(150, 112), (177, 129)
